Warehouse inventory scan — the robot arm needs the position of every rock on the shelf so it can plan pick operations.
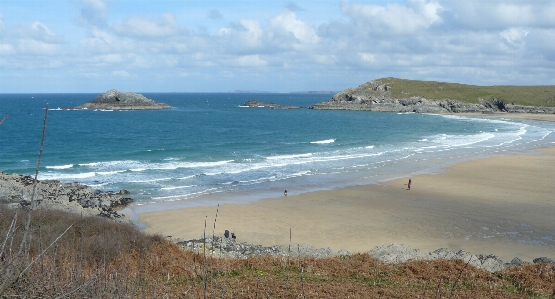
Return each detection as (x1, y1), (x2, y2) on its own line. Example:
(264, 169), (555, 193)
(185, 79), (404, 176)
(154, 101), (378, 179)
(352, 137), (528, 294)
(476, 254), (505, 273)
(175, 236), (350, 259)
(368, 243), (430, 263)
(369, 244), (506, 272)
(505, 257), (531, 267)
(533, 257), (555, 264)
(239, 100), (300, 109)
(0, 171), (131, 222)
(69, 90), (171, 110)
(172, 236), (551, 272)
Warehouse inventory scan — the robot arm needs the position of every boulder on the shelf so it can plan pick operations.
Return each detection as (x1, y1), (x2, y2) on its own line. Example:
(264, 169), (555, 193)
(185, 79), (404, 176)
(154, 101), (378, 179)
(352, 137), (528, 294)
(533, 257), (555, 264)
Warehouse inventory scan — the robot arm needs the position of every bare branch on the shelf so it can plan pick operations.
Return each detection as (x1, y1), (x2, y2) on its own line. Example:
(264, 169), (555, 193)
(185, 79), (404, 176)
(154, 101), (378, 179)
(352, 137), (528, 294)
(18, 223), (74, 278)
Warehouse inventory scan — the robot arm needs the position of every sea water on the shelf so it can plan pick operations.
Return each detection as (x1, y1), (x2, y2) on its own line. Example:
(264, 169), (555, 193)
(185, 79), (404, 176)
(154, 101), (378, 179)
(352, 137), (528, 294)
(1, 93), (555, 213)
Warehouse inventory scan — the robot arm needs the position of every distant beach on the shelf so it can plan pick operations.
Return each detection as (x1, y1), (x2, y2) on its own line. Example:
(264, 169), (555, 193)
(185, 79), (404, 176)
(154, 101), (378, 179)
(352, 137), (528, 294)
(138, 113), (555, 262)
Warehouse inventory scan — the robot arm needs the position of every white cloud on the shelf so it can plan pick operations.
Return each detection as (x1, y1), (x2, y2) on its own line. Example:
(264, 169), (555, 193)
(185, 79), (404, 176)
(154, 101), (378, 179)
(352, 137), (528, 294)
(112, 70), (131, 77)
(112, 13), (183, 38)
(313, 54), (337, 65)
(358, 53), (376, 65)
(340, 0), (443, 35)
(232, 54), (267, 67)
(268, 11), (319, 47)
(500, 27), (529, 49)
(2, 0), (555, 92)
(80, 28), (123, 53)
(218, 19), (264, 52)
(0, 44), (16, 55)
(442, 1), (555, 30)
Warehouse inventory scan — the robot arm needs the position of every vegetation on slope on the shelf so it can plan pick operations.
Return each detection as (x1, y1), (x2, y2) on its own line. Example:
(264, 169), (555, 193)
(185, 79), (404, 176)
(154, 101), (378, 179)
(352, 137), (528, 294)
(373, 78), (555, 107)
(1, 206), (554, 298)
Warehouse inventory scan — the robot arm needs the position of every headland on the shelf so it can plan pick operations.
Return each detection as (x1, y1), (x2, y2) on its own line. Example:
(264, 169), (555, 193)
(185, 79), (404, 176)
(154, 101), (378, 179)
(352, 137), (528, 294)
(309, 78), (555, 114)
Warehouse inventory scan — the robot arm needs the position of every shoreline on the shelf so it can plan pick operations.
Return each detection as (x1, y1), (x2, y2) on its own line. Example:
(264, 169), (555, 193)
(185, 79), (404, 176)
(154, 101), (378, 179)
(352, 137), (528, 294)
(137, 112), (555, 262)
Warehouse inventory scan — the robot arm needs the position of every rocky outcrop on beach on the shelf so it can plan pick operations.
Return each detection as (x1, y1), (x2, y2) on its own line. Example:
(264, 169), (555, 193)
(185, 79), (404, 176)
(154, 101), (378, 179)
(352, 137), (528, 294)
(240, 100), (300, 109)
(71, 89), (171, 110)
(0, 172), (132, 222)
(310, 80), (555, 114)
(368, 243), (554, 272)
(174, 236), (350, 259)
(173, 237), (554, 272)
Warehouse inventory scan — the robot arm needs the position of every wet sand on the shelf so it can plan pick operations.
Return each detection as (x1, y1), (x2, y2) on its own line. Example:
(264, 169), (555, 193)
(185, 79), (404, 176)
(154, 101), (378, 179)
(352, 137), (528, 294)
(139, 113), (555, 262)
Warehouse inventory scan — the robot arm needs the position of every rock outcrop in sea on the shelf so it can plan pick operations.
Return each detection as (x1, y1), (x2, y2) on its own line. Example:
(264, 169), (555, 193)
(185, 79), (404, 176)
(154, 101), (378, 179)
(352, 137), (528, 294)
(240, 100), (300, 109)
(310, 80), (555, 114)
(0, 172), (132, 222)
(71, 89), (172, 110)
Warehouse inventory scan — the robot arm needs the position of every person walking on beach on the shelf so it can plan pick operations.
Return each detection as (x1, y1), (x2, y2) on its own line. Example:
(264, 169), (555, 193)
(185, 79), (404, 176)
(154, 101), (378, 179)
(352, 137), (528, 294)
(408, 179), (411, 190)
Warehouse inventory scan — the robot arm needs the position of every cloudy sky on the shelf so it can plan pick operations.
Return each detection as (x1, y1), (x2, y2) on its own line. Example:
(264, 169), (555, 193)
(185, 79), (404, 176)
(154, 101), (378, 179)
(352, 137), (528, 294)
(1, 0), (554, 93)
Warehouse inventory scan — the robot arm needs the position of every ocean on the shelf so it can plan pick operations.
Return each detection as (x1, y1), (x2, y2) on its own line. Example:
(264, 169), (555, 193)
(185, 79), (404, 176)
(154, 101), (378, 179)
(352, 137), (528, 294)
(1, 93), (555, 216)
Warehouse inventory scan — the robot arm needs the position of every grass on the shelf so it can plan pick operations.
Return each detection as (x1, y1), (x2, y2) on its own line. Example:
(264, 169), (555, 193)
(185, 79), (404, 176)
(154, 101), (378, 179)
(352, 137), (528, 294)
(1, 205), (554, 298)
(362, 78), (555, 107)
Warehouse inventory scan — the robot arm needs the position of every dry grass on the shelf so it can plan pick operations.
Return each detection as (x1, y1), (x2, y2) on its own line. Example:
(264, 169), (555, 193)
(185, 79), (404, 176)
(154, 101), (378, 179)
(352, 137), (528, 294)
(1, 206), (555, 298)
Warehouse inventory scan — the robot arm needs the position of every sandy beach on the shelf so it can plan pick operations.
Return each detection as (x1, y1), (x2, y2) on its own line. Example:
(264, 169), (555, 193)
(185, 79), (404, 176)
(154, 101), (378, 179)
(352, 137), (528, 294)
(139, 114), (555, 262)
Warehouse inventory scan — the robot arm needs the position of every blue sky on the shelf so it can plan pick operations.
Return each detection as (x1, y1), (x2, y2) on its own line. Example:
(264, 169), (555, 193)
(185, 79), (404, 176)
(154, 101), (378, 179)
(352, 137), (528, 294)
(1, 0), (554, 93)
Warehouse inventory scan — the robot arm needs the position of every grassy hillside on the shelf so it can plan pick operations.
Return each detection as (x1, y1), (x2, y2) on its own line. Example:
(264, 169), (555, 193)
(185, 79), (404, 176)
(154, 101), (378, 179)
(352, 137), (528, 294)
(1, 206), (554, 298)
(374, 78), (555, 107)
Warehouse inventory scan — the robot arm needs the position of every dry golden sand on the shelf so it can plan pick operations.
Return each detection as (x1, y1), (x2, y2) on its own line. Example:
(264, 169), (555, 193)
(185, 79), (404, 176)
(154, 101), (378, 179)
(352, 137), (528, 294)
(139, 114), (555, 262)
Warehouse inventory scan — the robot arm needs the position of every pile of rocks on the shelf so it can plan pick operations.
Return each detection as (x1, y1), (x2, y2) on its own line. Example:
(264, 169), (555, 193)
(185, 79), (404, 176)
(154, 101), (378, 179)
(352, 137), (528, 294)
(173, 237), (554, 273)
(0, 172), (132, 222)
(174, 236), (350, 259)
(368, 243), (554, 272)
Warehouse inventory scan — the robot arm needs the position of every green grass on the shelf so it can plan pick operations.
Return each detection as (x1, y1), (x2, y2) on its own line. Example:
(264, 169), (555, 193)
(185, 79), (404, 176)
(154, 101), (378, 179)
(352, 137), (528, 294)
(367, 78), (555, 107)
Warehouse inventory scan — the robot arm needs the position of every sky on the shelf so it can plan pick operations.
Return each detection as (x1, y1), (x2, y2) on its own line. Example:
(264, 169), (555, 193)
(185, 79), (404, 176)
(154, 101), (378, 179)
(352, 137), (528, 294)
(1, 0), (554, 93)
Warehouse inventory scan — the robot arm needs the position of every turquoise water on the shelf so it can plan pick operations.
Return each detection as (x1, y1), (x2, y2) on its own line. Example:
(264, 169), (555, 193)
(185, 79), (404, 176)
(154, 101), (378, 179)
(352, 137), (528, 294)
(2, 93), (555, 211)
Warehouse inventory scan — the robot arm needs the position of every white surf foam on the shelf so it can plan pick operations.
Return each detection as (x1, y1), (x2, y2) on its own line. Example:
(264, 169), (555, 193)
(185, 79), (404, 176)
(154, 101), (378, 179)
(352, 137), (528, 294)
(310, 139), (335, 144)
(46, 164), (74, 170)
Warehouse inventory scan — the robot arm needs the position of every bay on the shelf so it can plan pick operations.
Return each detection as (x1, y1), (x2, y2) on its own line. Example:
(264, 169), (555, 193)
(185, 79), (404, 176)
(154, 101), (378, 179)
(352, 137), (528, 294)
(1, 93), (554, 210)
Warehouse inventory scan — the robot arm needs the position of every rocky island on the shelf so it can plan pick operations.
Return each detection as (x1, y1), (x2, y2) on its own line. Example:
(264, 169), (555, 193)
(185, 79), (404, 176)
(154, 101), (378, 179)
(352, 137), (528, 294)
(71, 89), (172, 110)
(239, 99), (300, 109)
(310, 78), (555, 114)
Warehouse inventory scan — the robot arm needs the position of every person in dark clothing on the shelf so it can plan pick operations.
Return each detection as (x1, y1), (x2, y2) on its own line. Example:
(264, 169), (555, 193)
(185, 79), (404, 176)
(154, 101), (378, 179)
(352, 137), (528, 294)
(408, 179), (412, 190)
